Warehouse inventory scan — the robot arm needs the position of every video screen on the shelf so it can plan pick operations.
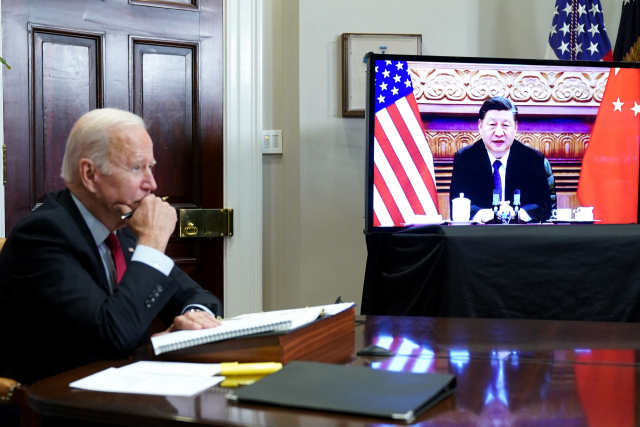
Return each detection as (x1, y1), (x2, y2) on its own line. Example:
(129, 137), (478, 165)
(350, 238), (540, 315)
(365, 54), (640, 232)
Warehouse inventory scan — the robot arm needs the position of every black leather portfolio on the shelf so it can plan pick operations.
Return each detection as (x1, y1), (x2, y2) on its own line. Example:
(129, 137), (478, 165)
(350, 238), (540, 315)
(226, 361), (456, 422)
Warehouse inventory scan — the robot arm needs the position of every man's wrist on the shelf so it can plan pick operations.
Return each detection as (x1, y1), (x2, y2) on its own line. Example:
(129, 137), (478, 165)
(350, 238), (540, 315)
(182, 304), (216, 318)
(136, 235), (168, 253)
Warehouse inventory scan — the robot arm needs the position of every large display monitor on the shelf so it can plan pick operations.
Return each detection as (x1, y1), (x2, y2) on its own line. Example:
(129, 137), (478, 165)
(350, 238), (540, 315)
(364, 53), (640, 233)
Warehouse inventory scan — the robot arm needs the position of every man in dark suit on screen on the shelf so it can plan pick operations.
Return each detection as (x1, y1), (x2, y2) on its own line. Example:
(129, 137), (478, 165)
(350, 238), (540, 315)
(0, 109), (223, 388)
(449, 96), (556, 222)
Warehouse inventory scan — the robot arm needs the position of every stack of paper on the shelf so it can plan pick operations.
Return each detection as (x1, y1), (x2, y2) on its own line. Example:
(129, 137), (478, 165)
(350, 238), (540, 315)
(151, 302), (355, 355)
(70, 361), (224, 397)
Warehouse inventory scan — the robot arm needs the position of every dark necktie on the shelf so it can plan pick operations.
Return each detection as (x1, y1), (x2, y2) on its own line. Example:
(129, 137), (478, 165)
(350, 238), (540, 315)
(105, 233), (126, 284)
(493, 160), (502, 201)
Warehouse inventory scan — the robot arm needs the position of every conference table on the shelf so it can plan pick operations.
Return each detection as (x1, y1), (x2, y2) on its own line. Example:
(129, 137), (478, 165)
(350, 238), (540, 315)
(24, 315), (640, 426)
(363, 223), (640, 320)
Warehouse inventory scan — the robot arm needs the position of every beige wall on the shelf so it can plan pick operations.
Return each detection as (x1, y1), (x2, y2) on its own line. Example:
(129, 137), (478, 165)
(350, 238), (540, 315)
(262, 0), (623, 312)
(262, 0), (301, 310)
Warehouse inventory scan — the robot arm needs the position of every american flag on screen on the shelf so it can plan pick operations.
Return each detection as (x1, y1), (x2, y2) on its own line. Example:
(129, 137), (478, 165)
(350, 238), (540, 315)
(372, 59), (439, 227)
(545, 0), (612, 61)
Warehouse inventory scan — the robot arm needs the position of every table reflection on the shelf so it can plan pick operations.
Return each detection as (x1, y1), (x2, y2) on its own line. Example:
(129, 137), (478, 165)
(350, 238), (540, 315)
(367, 333), (637, 427)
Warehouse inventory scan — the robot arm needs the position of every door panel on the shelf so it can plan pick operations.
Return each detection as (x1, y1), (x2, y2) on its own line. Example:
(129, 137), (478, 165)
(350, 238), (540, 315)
(31, 26), (105, 204)
(3, 0), (224, 306)
(132, 39), (197, 205)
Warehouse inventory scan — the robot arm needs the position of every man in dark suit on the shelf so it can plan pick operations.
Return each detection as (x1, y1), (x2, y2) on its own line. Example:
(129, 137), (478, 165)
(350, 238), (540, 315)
(449, 97), (556, 222)
(0, 109), (223, 387)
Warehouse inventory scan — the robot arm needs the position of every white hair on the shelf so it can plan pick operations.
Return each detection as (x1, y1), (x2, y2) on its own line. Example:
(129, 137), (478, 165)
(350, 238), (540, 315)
(60, 108), (146, 183)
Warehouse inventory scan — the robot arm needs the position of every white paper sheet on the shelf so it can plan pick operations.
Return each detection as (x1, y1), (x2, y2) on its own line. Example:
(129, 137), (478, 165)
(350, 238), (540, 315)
(227, 302), (355, 321)
(118, 361), (222, 376)
(70, 365), (224, 397)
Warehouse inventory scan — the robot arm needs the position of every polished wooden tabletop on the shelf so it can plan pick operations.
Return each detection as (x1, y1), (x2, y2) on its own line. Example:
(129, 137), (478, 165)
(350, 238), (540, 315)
(27, 315), (640, 426)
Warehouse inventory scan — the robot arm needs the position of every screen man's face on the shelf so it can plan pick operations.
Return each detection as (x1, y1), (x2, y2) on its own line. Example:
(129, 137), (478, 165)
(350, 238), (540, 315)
(478, 110), (518, 158)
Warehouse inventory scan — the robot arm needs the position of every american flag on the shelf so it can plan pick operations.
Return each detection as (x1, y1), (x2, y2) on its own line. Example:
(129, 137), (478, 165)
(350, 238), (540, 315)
(545, 0), (612, 61)
(372, 59), (439, 227)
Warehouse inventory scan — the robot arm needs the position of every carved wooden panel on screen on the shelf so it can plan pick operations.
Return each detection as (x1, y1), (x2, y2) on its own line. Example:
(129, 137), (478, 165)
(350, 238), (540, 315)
(30, 25), (104, 209)
(131, 38), (201, 264)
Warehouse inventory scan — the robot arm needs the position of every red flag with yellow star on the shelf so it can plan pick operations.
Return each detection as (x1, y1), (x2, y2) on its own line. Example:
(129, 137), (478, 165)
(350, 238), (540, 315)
(577, 67), (640, 223)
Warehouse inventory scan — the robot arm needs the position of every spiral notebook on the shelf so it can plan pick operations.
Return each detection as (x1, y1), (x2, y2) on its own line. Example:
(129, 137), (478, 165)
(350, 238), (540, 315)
(151, 307), (327, 355)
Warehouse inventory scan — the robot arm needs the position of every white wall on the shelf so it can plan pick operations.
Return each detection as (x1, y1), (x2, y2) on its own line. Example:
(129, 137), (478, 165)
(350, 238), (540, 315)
(262, 0), (624, 313)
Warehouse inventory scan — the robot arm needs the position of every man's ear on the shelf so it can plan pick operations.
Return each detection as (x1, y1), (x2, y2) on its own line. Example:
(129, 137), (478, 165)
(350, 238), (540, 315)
(478, 118), (483, 133)
(78, 158), (98, 194)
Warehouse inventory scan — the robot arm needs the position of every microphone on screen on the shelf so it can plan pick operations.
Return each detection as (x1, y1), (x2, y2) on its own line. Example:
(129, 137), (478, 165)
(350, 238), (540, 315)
(513, 189), (521, 224)
(513, 189), (521, 212)
(492, 190), (500, 223)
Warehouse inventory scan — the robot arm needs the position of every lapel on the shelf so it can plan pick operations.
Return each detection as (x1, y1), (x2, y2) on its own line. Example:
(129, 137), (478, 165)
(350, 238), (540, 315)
(504, 140), (522, 203)
(117, 228), (137, 265)
(57, 189), (111, 293)
(475, 141), (495, 193)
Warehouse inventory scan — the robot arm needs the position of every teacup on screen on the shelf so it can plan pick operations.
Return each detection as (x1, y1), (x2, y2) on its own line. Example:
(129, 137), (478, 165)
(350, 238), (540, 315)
(551, 208), (572, 221)
(574, 206), (594, 221)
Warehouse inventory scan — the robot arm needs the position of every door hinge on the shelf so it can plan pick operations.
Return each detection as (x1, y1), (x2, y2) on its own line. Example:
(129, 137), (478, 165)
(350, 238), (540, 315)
(2, 145), (6, 185)
(179, 209), (234, 238)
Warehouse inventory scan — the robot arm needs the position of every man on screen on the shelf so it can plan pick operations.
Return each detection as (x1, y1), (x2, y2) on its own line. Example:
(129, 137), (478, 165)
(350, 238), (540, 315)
(449, 96), (556, 222)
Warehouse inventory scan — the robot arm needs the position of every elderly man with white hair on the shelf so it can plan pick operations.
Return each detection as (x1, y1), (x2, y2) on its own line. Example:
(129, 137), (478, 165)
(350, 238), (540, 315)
(0, 108), (223, 388)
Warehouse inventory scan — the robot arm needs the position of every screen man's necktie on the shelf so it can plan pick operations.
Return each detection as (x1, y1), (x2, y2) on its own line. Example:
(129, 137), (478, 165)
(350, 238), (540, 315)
(105, 233), (126, 284)
(493, 160), (502, 201)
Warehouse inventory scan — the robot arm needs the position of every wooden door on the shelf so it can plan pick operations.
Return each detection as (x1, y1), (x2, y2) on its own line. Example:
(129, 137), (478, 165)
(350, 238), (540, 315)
(2, 0), (224, 303)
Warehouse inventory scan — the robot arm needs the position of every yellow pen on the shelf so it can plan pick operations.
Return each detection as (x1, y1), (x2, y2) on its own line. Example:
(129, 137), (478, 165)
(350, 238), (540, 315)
(220, 362), (282, 376)
(220, 375), (266, 387)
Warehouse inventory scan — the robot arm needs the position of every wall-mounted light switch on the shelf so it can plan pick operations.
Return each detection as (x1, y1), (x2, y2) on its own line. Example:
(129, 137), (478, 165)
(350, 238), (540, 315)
(262, 130), (283, 154)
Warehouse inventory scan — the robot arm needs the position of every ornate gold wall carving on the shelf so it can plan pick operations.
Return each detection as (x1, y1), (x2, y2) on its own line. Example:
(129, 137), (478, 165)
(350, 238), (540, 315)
(426, 132), (589, 159)
(409, 63), (608, 106)
(622, 37), (640, 62)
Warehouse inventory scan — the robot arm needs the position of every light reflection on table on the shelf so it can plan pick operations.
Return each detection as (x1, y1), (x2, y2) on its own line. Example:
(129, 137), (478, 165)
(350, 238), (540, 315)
(364, 329), (636, 427)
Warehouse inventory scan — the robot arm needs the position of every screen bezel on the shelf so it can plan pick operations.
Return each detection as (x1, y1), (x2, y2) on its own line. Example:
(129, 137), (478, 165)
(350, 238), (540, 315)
(364, 53), (640, 234)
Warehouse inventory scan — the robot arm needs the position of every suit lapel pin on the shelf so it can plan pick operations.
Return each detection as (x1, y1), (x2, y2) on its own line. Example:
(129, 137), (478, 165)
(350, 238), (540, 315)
(128, 247), (134, 253)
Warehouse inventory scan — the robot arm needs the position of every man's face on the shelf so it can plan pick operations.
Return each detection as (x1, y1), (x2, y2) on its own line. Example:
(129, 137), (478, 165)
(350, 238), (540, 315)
(92, 126), (157, 228)
(478, 110), (518, 158)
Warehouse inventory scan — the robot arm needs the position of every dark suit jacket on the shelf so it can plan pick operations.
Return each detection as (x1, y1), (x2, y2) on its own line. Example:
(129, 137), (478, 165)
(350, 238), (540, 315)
(449, 140), (556, 221)
(0, 189), (223, 384)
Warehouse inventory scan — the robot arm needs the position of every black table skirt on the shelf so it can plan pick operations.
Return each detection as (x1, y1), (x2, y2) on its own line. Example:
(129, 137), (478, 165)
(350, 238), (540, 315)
(362, 224), (640, 322)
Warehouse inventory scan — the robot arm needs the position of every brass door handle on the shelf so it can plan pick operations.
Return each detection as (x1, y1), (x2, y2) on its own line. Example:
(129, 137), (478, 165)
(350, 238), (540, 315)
(178, 209), (233, 238)
(184, 222), (198, 236)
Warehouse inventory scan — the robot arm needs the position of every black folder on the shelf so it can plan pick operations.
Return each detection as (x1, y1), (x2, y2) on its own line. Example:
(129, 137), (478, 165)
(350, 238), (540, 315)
(226, 361), (456, 423)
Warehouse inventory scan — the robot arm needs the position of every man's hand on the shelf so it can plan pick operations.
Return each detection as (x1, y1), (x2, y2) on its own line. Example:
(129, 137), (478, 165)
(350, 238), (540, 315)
(126, 195), (176, 253)
(480, 209), (495, 223)
(498, 201), (515, 217)
(152, 311), (222, 337)
(478, 202), (515, 223)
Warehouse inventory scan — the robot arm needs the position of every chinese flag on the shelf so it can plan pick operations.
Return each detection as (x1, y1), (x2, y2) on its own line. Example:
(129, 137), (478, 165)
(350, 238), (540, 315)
(577, 68), (640, 224)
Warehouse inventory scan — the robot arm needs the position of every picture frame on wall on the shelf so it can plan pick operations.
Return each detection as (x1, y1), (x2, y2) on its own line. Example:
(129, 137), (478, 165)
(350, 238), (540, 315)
(342, 33), (422, 117)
